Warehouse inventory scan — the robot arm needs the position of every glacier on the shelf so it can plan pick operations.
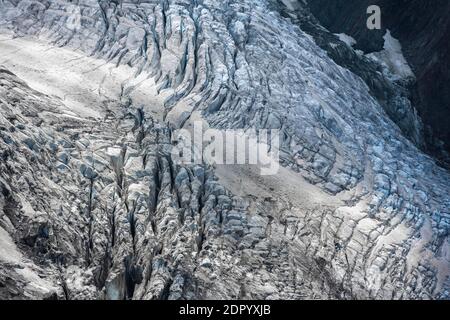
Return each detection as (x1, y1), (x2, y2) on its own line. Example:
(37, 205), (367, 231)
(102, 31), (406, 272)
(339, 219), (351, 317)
(0, 0), (448, 300)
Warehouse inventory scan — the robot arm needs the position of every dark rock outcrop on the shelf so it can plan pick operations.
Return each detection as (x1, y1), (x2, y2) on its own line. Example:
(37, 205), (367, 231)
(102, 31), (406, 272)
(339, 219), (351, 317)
(307, 0), (450, 165)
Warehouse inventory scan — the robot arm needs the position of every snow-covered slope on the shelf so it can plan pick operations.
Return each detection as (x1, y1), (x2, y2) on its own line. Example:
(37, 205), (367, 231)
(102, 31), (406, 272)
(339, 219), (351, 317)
(0, 0), (449, 299)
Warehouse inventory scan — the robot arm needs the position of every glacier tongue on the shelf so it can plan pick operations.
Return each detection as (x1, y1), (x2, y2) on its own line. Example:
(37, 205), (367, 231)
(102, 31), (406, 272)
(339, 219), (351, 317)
(0, 0), (449, 299)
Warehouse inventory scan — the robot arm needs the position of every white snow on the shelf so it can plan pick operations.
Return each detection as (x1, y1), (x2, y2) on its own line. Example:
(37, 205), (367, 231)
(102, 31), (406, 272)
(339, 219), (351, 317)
(335, 33), (357, 47)
(0, 226), (58, 297)
(0, 34), (168, 121)
(0, 226), (22, 264)
(280, 0), (301, 11)
(367, 30), (415, 80)
(106, 147), (123, 158)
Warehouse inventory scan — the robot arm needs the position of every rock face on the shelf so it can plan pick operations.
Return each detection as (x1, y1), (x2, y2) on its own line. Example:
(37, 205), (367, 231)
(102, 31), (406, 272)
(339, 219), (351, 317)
(0, 0), (449, 300)
(306, 0), (450, 166)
